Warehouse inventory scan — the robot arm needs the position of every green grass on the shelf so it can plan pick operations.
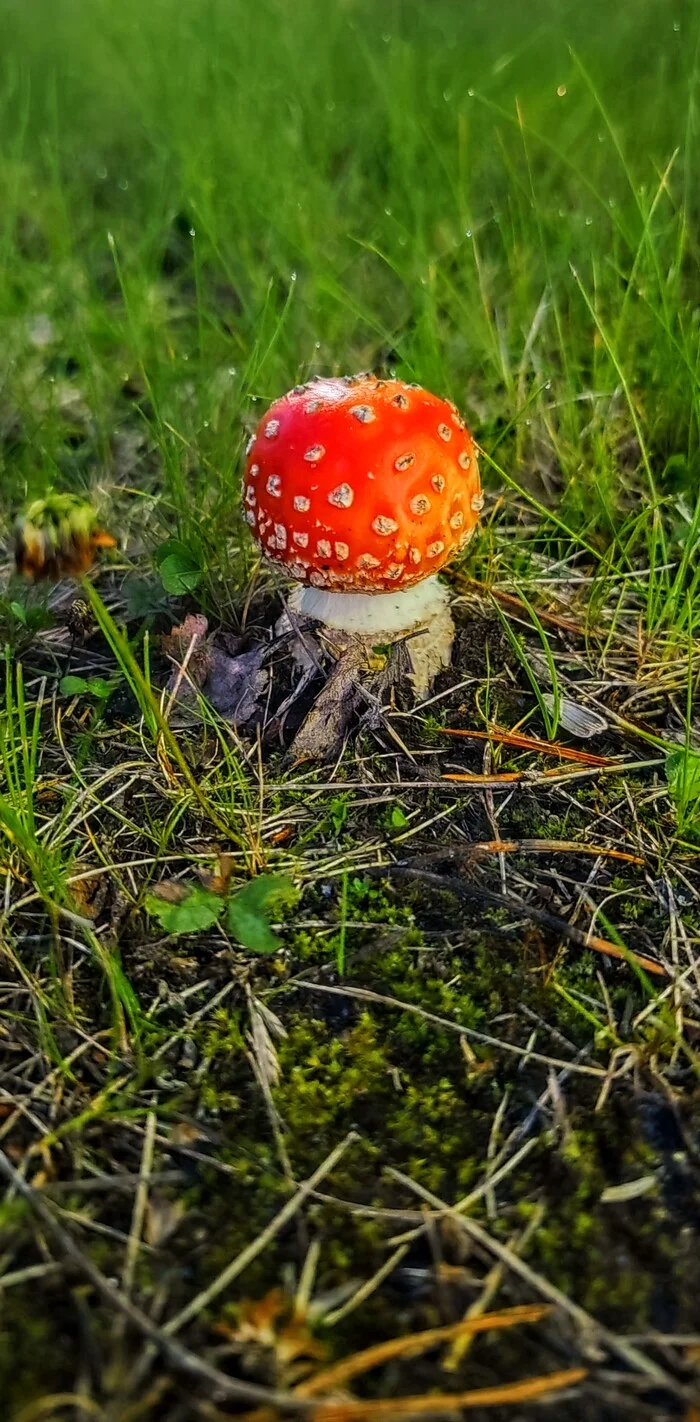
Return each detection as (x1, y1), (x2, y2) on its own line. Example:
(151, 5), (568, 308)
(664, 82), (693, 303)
(2, 0), (700, 605)
(4, 2), (700, 1417)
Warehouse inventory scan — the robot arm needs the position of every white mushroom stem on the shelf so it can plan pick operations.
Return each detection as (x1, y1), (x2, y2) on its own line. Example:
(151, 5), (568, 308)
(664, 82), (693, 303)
(288, 574), (455, 698)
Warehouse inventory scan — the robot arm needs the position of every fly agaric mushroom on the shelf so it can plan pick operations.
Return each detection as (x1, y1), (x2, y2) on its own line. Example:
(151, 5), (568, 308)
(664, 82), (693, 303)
(244, 374), (482, 697)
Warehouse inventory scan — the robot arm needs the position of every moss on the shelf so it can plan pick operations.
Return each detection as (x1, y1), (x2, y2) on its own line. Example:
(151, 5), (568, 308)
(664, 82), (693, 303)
(0, 1295), (65, 1414)
(276, 1013), (396, 1145)
(4, 706), (698, 1415)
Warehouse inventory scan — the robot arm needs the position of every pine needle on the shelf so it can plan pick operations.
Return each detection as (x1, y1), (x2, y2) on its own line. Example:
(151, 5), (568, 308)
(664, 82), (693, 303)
(295, 1304), (550, 1396)
(441, 725), (613, 766)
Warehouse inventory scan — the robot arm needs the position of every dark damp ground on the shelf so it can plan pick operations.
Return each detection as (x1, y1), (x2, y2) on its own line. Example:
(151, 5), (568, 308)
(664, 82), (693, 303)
(3, 592), (700, 1419)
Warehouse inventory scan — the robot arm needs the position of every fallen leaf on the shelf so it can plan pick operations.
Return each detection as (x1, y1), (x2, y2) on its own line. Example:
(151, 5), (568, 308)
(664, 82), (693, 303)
(215, 1287), (327, 1384)
(163, 614), (269, 728)
(207, 642), (269, 722)
(149, 880), (190, 904)
(199, 853), (237, 895)
(162, 613), (211, 685)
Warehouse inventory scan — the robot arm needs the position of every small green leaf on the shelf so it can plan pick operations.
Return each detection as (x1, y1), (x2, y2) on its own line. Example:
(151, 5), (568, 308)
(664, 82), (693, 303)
(665, 747), (700, 807)
(146, 885), (223, 935)
(9, 601), (27, 625)
(155, 539), (202, 595)
(227, 873), (297, 955)
(87, 677), (118, 699)
(123, 575), (168, 620)
(330, 796), (348, 835)
(158, 555), (202, 595)
(60, 675), (90, 696)
(389, 804), (409, 829)
(59, 674), (117, 699)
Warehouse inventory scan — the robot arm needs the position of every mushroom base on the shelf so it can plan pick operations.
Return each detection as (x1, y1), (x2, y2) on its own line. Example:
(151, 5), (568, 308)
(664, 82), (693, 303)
(288, 574), (448, 637)
(288, 575), (454, 698)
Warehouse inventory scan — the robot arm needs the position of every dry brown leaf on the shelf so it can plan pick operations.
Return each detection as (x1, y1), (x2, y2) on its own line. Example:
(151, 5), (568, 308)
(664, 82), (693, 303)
(253, 997), (288, 1042)
(199, 853), (237, 895)
(163, 614), (269, 728)
(161, 613), (211, 682)
(215, 1287), (326, 1384)
(150, 880), (189, 904)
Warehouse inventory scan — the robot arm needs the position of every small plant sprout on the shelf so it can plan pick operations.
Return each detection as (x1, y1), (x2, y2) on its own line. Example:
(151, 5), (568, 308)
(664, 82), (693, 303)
(246, 374), (482, 697)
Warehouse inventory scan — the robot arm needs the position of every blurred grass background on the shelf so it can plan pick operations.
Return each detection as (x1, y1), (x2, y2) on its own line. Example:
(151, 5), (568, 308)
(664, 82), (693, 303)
(0, 0), (698, 597)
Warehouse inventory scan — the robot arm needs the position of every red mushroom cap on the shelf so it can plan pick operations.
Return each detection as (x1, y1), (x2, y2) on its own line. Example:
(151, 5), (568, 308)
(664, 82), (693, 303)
(243, 375), (481, 592)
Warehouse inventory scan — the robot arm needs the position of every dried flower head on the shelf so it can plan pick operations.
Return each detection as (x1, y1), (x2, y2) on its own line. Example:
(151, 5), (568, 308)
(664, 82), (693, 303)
(14, 494), (116, 582)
